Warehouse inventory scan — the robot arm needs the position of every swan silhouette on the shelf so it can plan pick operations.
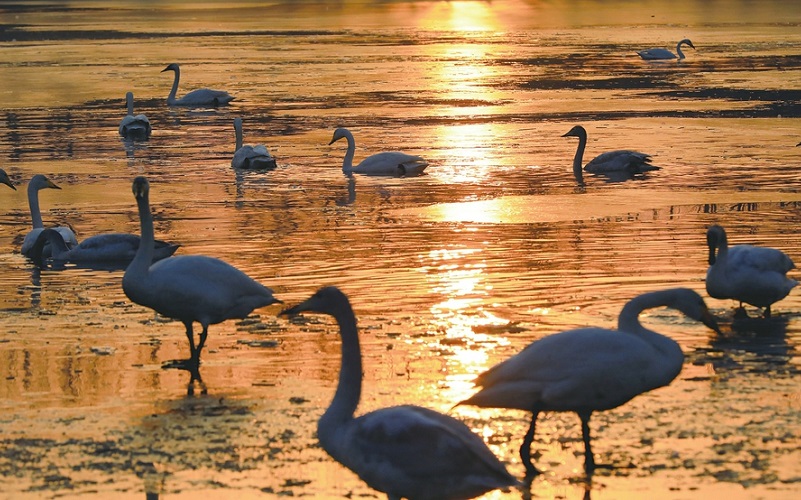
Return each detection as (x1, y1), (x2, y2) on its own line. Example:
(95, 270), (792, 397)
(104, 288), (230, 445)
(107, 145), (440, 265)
(123, 176), (280, 393)
(638, 38), (695, 60)
(563, 125), (659, 183)
(459, 288), (720, 476)
(280, 287), (518, 499)
(329, 127), (428, 176)
(231, 117), (277, 169)
(161, 63), (234, 107)
(706, 225), (797, 318)
(21, 174), (78, 258)
(119, 91), (151, 140)
(1, 168), (15, 190)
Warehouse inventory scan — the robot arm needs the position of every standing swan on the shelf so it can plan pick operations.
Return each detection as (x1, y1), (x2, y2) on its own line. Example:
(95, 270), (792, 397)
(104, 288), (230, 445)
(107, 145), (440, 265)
(161, 63), (234, 107)
(638, 38), (695, 60)
(280, 287), (518, 500)
(21, 174), (78, 258)
(563, 125), (660, 181)
(705, 225), (797, 318)
(123, 177), (280, 392)
(458, 288), (720, 476)
(329, 127), (428, 176)
(231, 117), (277, 169)
(119, 91), (151, 140)
(1, 168), (15, 190)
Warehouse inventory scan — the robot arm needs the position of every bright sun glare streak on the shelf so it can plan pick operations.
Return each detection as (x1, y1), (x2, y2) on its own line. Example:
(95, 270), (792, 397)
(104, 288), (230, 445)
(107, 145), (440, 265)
(421, 1), (500, 32)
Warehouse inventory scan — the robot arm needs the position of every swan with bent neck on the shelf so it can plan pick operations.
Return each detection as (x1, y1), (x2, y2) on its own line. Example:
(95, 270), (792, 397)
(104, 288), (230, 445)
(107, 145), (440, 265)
(563, 125), (660, 184)
(638, 38), (695, 60)
(161, 63), (234, 107)
(21, 174), (78, 258)
(459, 288), (720, 476)
(119, 91), (151, 140)
(231, 117), (277, 169)
(280, 286), (518, 500)
(329, 127), (428, 176)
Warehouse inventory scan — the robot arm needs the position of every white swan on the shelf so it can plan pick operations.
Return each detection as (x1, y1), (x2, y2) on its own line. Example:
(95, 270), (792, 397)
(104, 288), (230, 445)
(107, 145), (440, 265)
(459, 288), (720, 476)
(21, 174), (78, 258)
(1, 168), (15, 190)
(122, 176), (280, 381)
(119, 91), (151, 140)
(705, 225), (797, 318)
(329, 128), (428, 176)
(31, 227), (179, 268)
(638, 38), (695, 60)
(231, 117), (277, 169)
(161, 63), (234, 107)
(563, 125), (660, 178)
(279, 287), (519, 499)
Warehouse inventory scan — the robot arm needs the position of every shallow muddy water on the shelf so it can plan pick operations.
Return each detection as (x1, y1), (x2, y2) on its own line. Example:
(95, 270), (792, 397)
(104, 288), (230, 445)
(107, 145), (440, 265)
(1, 1), (801, 499)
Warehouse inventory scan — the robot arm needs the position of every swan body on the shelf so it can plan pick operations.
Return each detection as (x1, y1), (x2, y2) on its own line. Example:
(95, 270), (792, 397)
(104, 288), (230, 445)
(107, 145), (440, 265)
(21, 174), (78, 258)
(119, 91), (151, 140)
(459, 288), (720, 475)
(1, 168), (15, 190)
(638, 39), (695, 60)
(705, 225), (797, 318)
(231, 117), (277, 169)
(31, 227), (178, 268)
(563, 125), (659, 183)
(122, 177), (280, 373)
(329, 128), (428, 176)
(280, 287), (518, 500)
(161, 63), (234, 107)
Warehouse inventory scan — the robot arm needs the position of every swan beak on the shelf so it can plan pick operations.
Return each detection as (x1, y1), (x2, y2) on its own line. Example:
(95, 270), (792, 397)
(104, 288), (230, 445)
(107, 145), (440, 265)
(700, 307), (722, 335)
(46, 180), (62, 190)
(3, 181), (16, 191)
(279, 299), (311, 317)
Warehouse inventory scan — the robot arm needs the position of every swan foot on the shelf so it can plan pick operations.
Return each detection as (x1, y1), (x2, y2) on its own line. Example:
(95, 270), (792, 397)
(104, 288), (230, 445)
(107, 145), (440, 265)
(161, 358), (197, 370)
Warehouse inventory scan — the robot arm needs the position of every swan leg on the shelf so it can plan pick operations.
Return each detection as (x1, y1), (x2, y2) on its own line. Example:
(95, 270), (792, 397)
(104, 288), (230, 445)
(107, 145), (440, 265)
(183, 321), (197, 358)
(194, 324), (210, 360)
(579, 410), (596, 474)
(520, 411), (542, 476)
(186, 363), (207, 397)
(763, 305), (772, 319)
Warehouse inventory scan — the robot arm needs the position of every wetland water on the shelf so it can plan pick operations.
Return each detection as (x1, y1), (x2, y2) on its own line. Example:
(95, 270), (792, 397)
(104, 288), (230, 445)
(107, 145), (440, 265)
(1, 1), (800, 498)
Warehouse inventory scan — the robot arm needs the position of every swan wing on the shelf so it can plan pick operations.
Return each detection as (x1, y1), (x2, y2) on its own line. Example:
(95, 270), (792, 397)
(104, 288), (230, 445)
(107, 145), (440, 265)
(175, 88), (234, 106)
(353, 152), (428, 176)
(637, 48), (676, 60)
(584, 150), (658, 173)
(232, 145), (277, 169)
(728, 244), (795, 273)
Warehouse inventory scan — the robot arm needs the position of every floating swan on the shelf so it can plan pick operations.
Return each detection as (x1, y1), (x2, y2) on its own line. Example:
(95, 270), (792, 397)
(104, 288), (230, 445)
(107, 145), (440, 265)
(459, 288), (720, 476)
(123, 176), (280, 392)
(638, 38), (695, 60)
(563, 125), (660, 183)
(706, 224), (797, 318)
(119, 91), (151, 140)
(231, 117), (277, 169)
(329, 127), (428, 176)
(1, 168), (15, 190)
(31, 227), (179, 269)
(280, 287), (518, 499)
(161, 63), (234, 107)
(21, 174), (78, 258)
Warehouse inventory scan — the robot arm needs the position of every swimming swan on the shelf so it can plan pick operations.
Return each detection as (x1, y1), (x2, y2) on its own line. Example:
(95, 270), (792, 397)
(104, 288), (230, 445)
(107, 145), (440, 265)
(231, 117), (277, 169)
(459, 288), (720, 476)
(161, 63), (234, 107)
(705, 224), (797, 318)
(638, 38), (695, 60)
(280, 287), (518, 499)
(21, 174), (78, 258)
(119, 92), (151, 140)
(123, 177), (280, 387)
(1, 168), (15, 190)
(329, 127), (428, 176)
(563, 125), (659, 183)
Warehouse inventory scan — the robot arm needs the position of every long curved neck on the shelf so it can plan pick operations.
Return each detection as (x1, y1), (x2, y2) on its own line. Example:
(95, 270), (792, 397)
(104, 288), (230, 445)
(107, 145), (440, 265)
(126, 93), (135, 116)
(709, 230), (728, 265)
(28, 183), (43, 229)
(572, 133), (587, 185)
(341, 131), (356, 172)
(676, 41), (686, 60)
(618, 290), (679, 341)
(129, 191), (155, 275)
(168, 69), (180, 104)
(319, 300), (362, 435)
(234, 121), (244, 151)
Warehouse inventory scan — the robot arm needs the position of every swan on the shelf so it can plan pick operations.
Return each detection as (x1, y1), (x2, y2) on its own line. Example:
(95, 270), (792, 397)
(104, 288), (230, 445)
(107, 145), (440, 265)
(563, 125), (660, 179)
(231, 117), (277, 169)
(161, 63), (234, 107)
(1, 168), (15, 190)
(458, 288), (720, 476)
(329, 128), (428, 176)
(119, 91), (151, 140)
(122, 176), (280, 381)
(637, 38), (695, 60)
(279, 286), (519, 500)
(21, 174), (78, 258)
(31, 227), (179, 268)
(705, 225), (797, 318)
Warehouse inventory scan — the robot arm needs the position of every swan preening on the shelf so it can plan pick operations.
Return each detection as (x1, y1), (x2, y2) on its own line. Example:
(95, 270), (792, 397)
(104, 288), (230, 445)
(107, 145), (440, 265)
(122, 176), (280, 393)
(232, 117), (277, 169)
(459, 288), (720, 476)
(119, 91), (151, 140)
(563, 125), (659, 184)
(705, 225), (797, 318)
(638, 38), (695, 60)
(329, 127), (429, 176)
(1, 168), (15, 190)
(280, 287), (518, 499)
(21, 174), (78, 258)
(161, 63), (234, 107)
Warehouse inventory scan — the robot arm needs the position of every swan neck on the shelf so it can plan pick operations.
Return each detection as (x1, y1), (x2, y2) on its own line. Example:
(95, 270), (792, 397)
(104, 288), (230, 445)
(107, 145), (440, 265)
(321, 303), (362, 430)
(617, 291), (669, 334)
(28, 182), (43, 229)
(130, 191), (155, 274)
(234, 122), (244, 151)
(676, 42), (685, 60)
(167, 68), (180, 104)
(341, 131), (356, 172)
(126, 94), (135, 116)
(572, 133), (586, 185)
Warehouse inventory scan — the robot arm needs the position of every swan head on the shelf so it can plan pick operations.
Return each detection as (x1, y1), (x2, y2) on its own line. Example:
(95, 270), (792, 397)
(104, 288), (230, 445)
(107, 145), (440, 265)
(0, 168), (16, 190)
(679, 38), (695, 49)
(279, 286), (349, 318)
(562, 125), (587, 139)
(161, 63), (180, 73)
(706, 225), (727, 264)
(29, 174), (61, 192)
(132, 176), (149, 200)
(668, 288), (721, 334)
(329, 128), (350, 145)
